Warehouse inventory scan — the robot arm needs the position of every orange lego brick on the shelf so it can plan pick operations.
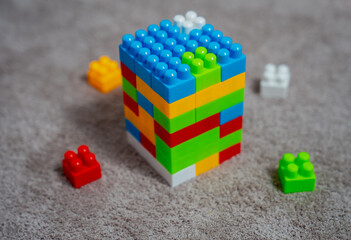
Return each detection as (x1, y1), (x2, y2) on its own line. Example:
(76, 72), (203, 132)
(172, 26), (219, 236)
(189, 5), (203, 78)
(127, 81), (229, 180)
(195, 153), (219, 176)
(87, 56), (122, 93)
(124, 104), (155, 144)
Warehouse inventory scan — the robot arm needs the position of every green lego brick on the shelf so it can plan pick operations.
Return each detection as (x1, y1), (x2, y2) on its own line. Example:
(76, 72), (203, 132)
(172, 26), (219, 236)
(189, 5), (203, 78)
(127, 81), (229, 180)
(219, 129), (242, 151)
(156, 127), (219, 174)
(122, 77), (137, 102)
(196, 88), (245, 122)
(278, 152), (316, 194)
(153, 106), (195, 134)
(182, 51), (221, 92)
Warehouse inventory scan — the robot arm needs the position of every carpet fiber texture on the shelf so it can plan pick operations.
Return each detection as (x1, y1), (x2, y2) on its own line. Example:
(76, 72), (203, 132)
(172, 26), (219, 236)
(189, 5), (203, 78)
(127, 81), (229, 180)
(0, 0), (350, 239)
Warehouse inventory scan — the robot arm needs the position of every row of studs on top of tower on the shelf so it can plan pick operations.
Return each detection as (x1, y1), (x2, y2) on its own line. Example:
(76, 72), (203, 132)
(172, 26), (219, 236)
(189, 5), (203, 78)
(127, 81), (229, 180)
(174, 11), (206, 34)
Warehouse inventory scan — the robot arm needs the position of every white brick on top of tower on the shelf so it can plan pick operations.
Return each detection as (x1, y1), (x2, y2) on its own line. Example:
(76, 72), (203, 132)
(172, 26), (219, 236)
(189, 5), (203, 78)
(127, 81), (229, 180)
(173, 11), (206, 34)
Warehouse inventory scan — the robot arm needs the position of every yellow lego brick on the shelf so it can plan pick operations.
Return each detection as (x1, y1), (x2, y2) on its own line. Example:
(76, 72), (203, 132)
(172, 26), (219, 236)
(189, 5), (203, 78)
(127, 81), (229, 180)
(88, 71), (121, 88)
(195, 153), (219, 176)
(87, 56), (122, 93)
(124, 105), (155, 144)
(124, 105), (139, 129)
(136, 76), (195, 119)
(88, 75), (121, 93)
(196, 72), (245, 107)
(138, 106), (155, 144)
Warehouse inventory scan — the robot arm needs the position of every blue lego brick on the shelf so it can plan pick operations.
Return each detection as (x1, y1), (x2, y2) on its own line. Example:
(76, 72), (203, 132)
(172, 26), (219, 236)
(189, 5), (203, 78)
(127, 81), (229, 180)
(134, 47), (153, 86)
(218, 54), (246, 81)
(220, 36), (233, 49)
(135, 54), (159, 87)
(189, 29), (202, 41)
(202, 24), (214, 36)
(137, 91), (154, 117)
(119, 34), (135, 70)
(208, 42), (220, 55)
(186, 40), (199, 52)
(125, 119), (140, 142)
(155, 30), (168, 44)
(177, 33), (189, 46)
(210, 29), (223, 43)
(159, 49), (172, 63)
(160, 19), (172, 31)
(220, 102), (244, 125)
(135, 29), (148, 42)
(172, 45), (186, 58)
(165, 38), (177, 51)
(135, 60), (151, 86)
(151, 43), (164, 57)
(142, 36), (156, 49)
(120, 29), (151, 73)
(147, 24), (160, 37)
(199, 35), (211, 48)
(119, 38), (143, 73)
(168, 25), (180, 38)
(119, 45), (134, 72)
(152, 61), (195, 103)
(119, 34), (144, 73)
(217, 43), (246, 81)
(135, 48), (151, 85)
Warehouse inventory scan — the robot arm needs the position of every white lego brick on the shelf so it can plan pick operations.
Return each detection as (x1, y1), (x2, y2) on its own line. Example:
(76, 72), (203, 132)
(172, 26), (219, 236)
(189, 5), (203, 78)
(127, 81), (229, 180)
(260, 63), (290, 98)
(173, 14), (185, 28)
(171, 164), (195, 187)
(126, 132), (195, 187)
(182, 20), (194, 34)
(185, 11), (197, 22)
(173, 11), (206, 33)
(194, 16), (206, 29)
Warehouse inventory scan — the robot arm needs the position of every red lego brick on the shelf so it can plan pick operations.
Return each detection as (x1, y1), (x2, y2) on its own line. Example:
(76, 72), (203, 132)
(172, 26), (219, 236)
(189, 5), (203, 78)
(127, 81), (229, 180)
(62, 145), (102, 188)
(121, 62), (136, 88)
(219, 143), (241, 164)
(123, 91), (139, 116)
(220, 116), (243, 138)
(154, 113), (220, 148)
(140, 132), (156, 158)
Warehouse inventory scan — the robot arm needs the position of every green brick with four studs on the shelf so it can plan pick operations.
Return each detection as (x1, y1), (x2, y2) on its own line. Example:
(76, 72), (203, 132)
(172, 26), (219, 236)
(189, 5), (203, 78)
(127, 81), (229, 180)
(278, 152), (316, 194)
(182, 49), (221, 92)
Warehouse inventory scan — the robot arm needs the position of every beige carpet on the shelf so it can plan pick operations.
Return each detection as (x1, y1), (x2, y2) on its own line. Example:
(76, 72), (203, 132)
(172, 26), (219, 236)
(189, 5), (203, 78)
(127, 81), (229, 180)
(0, 0), (350, 239)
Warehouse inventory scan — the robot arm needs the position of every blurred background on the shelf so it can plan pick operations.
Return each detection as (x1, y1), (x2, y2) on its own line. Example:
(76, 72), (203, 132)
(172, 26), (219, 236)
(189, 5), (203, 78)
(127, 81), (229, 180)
(0, 0), (350, 239)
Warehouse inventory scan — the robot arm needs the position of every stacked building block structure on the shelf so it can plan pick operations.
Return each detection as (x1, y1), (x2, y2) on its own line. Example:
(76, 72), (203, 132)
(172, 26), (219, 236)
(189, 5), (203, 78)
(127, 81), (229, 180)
(120, 12), (246, 186)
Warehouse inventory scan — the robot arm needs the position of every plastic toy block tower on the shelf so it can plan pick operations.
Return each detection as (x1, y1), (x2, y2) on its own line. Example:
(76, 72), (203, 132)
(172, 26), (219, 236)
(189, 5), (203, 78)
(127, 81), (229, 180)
(119, 13), (246, 187)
